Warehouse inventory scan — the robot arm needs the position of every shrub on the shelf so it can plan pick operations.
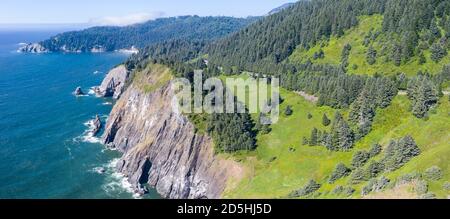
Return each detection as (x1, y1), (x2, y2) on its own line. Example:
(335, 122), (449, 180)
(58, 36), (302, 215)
(332, 186), (354, 197)
(351, 151), (370, 168)
(289, 180), (321, 197)
(307, 113), (313, 119)
(329, 163), (351, 183)
(350, 168), (367, 184)
(397, 172), (422, 184)
(415, 180), (428, 195)
(332, 186), (344, 194)
(368, 143), (382, 158)
(366, 161), (385, 178)
(420, 193), (436, 199)
(361, 176), (390, 196)
(284, 105), (293, 116)
(443, 182), (450, 191)
(424, 166), (443, 181)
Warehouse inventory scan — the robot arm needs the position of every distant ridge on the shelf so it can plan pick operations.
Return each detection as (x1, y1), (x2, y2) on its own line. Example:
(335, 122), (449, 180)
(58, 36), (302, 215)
(267, 2), (296, 15)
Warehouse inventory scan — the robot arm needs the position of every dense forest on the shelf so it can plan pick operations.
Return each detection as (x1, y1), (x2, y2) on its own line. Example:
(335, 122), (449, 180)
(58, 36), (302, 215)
(38, 16), (258, 52)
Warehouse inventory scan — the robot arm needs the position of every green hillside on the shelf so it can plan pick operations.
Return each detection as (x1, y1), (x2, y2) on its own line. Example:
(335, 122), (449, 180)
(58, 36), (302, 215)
(288, 15), (450, 76)
(223, 85), (449, 198)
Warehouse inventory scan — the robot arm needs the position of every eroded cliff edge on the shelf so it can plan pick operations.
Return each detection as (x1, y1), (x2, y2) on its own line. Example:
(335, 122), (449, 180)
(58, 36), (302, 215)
(101, 64), (244, 199)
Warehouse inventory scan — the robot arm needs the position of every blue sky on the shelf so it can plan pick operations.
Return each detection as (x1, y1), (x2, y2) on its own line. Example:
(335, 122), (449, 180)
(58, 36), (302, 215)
(0, 0), (294, 25)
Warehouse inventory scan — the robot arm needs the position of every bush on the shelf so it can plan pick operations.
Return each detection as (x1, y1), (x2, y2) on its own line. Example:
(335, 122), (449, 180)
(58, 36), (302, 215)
(368, 143), (382, 158)
(332, 186), (354, 197)
(307, 113), (313, 119)
(332, 185), (344, 194)
(415, 180), (428, 195)
(361, 176), (390, 196)
(284, 105), (293, 116)
(329, 163), (351, 183)
(424, 166), (443, 181)
(289, 180), (321, 197)
(443, 182), (450, 191)
(397, 172), (422, 184)
(366, 161), (385, 178)
(420, 193), (436, 199)
(351, 151), (370, 168)
(350, 168), (367, 184)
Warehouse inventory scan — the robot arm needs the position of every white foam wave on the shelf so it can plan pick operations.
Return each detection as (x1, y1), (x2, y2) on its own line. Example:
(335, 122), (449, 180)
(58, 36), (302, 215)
(93, 70), (102, 74)
(73, 118), (101, 144)
(100, 159), (142, 199)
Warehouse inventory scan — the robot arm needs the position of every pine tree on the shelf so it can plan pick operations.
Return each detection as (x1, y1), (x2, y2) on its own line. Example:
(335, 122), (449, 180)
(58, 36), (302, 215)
(330, 112), (354, 151)
(368, 143), (382, 158)
(366, 46), (377, 65)
(309, 128), (318, 146)
(352, 151), (370, 168)
(322, 114), (331, 126)
(329, 163), (351, 183)
(430, 42), (447, 63)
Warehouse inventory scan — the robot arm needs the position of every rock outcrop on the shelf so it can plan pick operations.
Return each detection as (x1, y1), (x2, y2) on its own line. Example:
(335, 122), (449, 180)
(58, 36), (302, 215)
(73, 87), (84, 96)
(18, 43), (49, 53)
(94, 65), (129, 99)
(102, 65), (244, 198)
(92, 115), (102, 136)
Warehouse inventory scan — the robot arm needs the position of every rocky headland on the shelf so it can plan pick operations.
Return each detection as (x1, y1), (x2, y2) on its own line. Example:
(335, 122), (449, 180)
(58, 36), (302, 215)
(94, 65), (130, 99)
(100, 64), (245, 198)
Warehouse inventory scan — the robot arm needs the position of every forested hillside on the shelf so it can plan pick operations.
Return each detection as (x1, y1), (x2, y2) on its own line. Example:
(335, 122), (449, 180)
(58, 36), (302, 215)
(38, 16), (258, 52)
(123, 0), (449, 198)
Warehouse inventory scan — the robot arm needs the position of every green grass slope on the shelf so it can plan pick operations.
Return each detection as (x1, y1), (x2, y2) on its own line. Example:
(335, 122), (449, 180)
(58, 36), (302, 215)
(288, 15), (450, 76)
(223, 87), (450, 198)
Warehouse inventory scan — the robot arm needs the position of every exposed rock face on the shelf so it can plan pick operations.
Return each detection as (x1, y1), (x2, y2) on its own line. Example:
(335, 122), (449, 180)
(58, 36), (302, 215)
(18, 43), (49, 53)
(102, 68), (244, 199)
(73, 86), (84, 96)
(94, 65), (129, 99)
(92, 115), (102, 136)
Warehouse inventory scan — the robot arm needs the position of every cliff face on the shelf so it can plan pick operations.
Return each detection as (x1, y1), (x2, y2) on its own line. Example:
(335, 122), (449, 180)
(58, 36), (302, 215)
(102, 65), (244, 198)
(94, 65), (129, 99)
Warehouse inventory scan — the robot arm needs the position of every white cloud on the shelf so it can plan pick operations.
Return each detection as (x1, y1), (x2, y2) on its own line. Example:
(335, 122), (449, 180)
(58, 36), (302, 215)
(89, 12), (165, 27)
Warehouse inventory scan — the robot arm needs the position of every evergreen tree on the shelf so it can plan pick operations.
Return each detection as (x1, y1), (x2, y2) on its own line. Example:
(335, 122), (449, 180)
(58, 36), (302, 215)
(322, 114), (331, 126)
(430, 41), (447, 63)
(351, 151), (370, 168)
(284, 105), (293, 116)
(329, 112), (354, 151)
(368, 143), (382, 158)
(366, 46), (377, 65)
(309, 128), (318, 146)
(329, 163), (351, 183)
(382, 135), (421, 171)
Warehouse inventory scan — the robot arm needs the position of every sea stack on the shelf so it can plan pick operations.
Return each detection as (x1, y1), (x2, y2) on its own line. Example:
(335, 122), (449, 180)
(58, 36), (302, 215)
(92, 115), (102, 136)
(73, 87), (84, 96)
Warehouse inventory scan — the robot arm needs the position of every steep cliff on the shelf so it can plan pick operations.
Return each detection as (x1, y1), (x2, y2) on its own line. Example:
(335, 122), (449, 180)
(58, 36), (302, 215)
(94, 65), (129, 99)
(102, 64), (244, 199)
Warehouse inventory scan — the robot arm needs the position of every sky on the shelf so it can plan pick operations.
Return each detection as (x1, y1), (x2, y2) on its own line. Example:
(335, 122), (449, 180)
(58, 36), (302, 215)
(0, 0), (294, 26)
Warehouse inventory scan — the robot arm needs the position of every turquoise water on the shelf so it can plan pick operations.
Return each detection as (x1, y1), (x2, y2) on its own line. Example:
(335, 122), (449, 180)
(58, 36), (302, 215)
(0, 31), (157, 199)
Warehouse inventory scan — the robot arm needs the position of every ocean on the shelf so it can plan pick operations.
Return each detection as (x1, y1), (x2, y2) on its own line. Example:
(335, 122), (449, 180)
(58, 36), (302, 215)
(0, 30), (158, 198)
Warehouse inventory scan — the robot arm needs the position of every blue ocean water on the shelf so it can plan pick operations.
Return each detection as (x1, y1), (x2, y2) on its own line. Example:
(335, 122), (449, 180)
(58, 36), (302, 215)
(0, 31), (157, 199)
